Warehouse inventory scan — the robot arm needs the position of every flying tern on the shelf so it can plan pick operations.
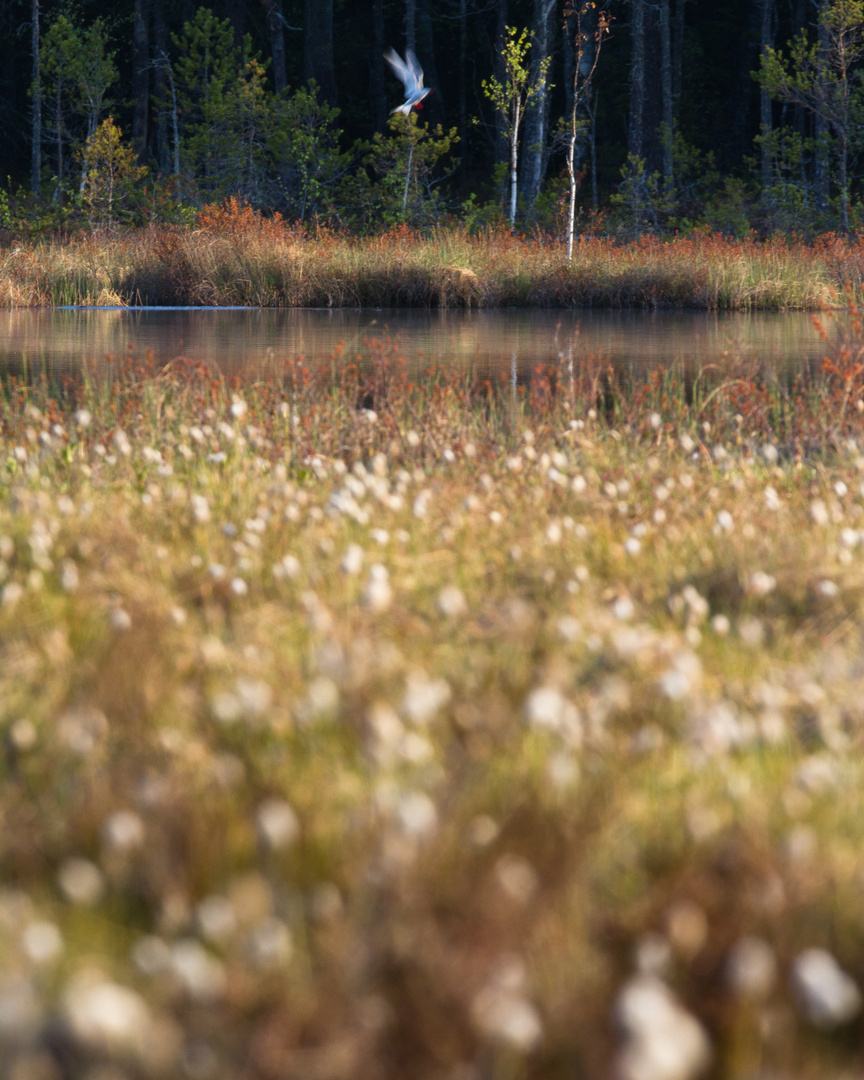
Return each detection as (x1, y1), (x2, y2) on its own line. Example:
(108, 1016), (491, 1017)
(383, 48), (432, 114)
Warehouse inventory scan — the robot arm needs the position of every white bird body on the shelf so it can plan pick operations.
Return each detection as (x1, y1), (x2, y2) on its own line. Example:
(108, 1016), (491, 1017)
(384, 48), (431, 114)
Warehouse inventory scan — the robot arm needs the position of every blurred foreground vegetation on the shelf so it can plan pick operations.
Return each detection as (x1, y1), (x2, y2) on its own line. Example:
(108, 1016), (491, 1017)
(3, 315), (864, 1076)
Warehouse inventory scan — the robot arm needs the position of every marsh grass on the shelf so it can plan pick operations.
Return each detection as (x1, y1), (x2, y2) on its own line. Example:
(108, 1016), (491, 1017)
(2, 208), (860, 310)
(4, 315), (864, 1077)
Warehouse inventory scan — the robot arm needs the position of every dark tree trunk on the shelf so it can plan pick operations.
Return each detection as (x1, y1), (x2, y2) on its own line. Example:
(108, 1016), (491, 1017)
(815, 0), (830, 213)
(759, 0), (773, 199)
(265, 0), (287, 93)
(672, 0), (685, 103)
(659, 0), (673, 190)
(222, 0), (244, 45)
(371, 0), (387, 130)
(31, 0), (41, 194)
(304, 0), (337, 104)
(405, 0), (417, 55)
(54, 77), (63, 196)
(521, 0), (556, 212)
(418, 0), (443, 126)
(132, 0), (151, 164)
(152, 0), (169, 172)
(493, 0), (509, 189)
(629, 0), (646, 160)
(458, 0), (468, 169)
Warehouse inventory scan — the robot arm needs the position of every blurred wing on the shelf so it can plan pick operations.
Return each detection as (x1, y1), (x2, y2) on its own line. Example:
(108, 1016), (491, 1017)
(405, 49), (425, 90)
(384, 49), (415, 94)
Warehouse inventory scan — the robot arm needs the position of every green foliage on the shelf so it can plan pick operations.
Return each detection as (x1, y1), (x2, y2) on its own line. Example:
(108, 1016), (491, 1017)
(482, 27), (547, 138)
(755, 0), (864, 230)
(483, 26), (551, 226)
(41, 14), (116, 134)
(171, 7), (242, 134)
(39, 12), (116, 198)
(611, 154), (676, 233)
(0, 186), (11, 231)
(339, 113), (458, 230)
(700, 177), (755, 238)
(79, 117), (147, 228)
(271, 83), (350, 220)
(166, 11), (347, 216)
(754, 126), (834, 234)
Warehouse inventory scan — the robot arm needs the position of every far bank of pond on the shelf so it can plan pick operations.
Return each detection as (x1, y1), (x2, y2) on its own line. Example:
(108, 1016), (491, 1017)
(1, 227), (860, 311)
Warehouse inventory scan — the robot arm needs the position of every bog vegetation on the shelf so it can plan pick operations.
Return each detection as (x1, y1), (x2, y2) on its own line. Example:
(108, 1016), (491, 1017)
(3, 312), (864, 1076)
(1, 205), (862, 311)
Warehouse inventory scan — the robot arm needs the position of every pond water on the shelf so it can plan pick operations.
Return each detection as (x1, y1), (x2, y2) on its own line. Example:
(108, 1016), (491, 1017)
(0, 306), (830, 378)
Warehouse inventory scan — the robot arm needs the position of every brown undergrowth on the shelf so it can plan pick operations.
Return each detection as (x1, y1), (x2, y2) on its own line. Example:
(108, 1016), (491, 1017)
(0, 202), (858, 310)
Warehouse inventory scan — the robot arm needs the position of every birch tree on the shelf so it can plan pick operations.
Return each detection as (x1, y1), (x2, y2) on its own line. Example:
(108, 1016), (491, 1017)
(522, 0), (556, 212)
(483, 26), (550, 227)
(560, 2), (610, 259)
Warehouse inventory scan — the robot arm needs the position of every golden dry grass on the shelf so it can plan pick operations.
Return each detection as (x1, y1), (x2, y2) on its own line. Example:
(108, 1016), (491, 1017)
(1, 212), (859, 311)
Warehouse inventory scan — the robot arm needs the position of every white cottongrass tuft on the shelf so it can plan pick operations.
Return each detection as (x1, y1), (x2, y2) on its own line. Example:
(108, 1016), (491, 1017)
(395, 791), (438, 838)
(190, 494), (211, 524)
(63, 973), (155, 1059)
(244, 918), (294, 971)
(714, 509), (734, 534)
(658, 651), (702, 700)
(195, 895), (237, 945)
(273, 553), (301, 579)
(791, 948), (862, 1028)
(341, 544), (365, 575)
(112, 429), (132, 457)
(60, 559), (80, 592)
(108, 608), (132, 632)
(22, 921), (64, 966)
(747, 571), (776, 597)
(402, 671), (452, 725)
(614, 975), (711, 1080)
(437, 584), (467, 618)
(412, 490), (432, 518)
(102, 810), (146, 854)
(495, 855), (538, 905)
(725, 936), (777, 999)
(58, 858), (105, 907)
(472, 982), (543, 1052)
(523, 687), (582, 746)
(363, 564), (393, 612)
(170, 940), (227, 1001)
(255, 799), (300, 852)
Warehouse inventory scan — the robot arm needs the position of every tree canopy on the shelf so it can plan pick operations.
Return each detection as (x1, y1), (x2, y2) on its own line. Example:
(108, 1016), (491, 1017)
(1, 0), (863, 234)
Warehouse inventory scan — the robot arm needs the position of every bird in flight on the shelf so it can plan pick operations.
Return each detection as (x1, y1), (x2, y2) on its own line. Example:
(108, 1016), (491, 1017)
(384, 48), (432, 114)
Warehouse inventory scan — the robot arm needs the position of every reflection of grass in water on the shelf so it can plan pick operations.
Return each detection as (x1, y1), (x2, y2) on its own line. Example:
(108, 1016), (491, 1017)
(1, 217), (860, 310)
(3, 317), (864, 1076)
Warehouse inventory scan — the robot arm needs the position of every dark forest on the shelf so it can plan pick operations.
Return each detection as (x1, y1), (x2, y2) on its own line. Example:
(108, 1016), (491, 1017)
(1, 1), (862, 234)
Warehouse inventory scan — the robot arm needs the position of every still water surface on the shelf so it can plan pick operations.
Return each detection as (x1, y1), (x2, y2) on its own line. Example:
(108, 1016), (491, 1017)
(0, 307), (828, 377)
